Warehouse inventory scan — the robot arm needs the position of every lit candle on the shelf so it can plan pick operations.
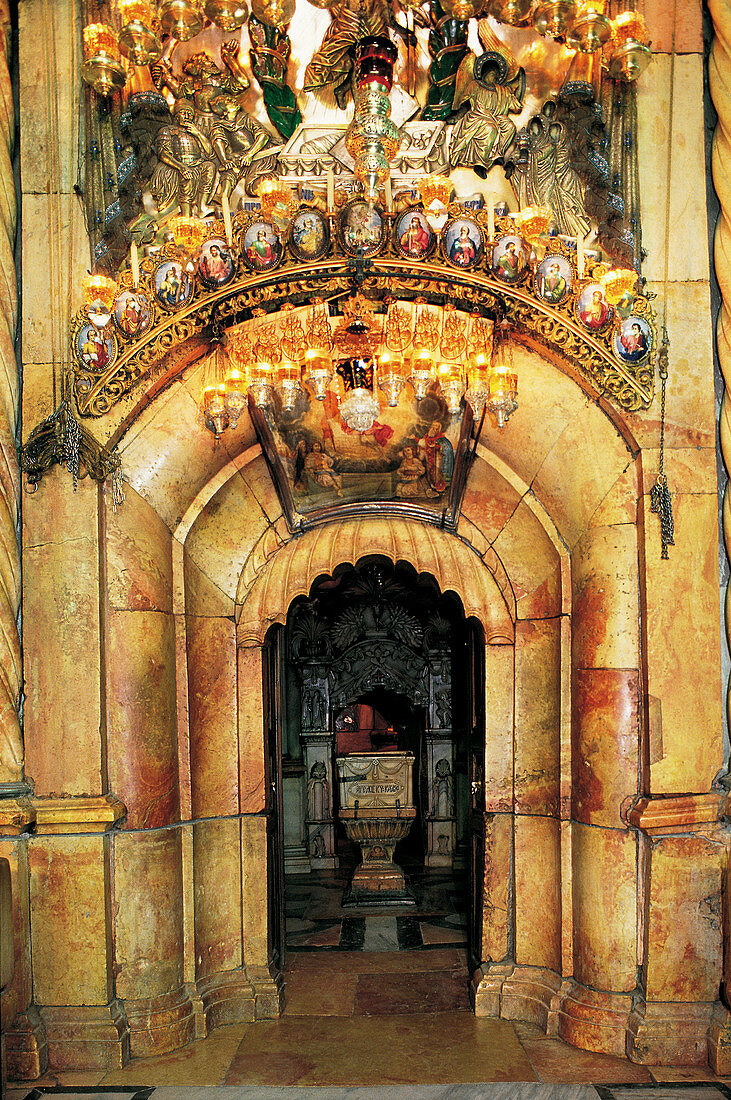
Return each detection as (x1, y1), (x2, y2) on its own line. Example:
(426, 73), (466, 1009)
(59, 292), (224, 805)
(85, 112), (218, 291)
(130, 240), (139, 288)
(385, 175), (392, 212)
(577, 233), (585, 279)
(488, 201), (495, 240)
(327, 167), (335, 212)
(222, 190), (233, 246)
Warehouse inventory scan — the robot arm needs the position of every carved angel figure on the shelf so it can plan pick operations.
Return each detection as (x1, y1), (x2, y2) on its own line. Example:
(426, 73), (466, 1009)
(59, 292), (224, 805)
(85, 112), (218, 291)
(449, 28), (525, 178)
(151, 47), (250, 116)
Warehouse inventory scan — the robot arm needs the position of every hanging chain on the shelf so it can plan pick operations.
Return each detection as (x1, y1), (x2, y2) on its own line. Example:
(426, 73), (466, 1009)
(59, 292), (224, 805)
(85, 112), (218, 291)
(649, 331), (674, 559)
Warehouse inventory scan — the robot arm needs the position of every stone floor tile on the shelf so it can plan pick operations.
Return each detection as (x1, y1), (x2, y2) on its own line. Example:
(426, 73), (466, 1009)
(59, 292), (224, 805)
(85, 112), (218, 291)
(283, 969), (358, 1016)
(286, 948), (467, 973)
(353, 969), (471, 1015)
(521, 1038), (654, 1084)
(223, 1013), (537, 1086)
(651, 1065), (731, 1082)
(98, 1023), (248, 1088)
(511, 1021), (552, 1041)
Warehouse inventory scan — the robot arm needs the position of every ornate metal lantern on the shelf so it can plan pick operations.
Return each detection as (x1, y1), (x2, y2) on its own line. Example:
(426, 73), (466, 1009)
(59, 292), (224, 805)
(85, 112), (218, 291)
(81, 24), (126, 97)
(117, 2), (163, 67)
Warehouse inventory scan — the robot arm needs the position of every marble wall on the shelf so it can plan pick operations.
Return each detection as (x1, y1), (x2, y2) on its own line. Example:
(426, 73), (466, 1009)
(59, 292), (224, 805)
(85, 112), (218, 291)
(2, 0), (728, 1081)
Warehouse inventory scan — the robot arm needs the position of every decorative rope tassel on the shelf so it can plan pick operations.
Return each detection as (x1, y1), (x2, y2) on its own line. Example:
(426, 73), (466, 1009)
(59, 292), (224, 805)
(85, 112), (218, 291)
(651, 330), (673, 559)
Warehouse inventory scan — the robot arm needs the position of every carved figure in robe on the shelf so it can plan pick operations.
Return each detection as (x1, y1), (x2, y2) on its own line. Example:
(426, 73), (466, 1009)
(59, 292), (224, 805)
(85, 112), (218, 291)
(151, 46), (250, 117)
(449, 27), (524, 178)
(432, 758), (454, 818)
(208, 95), (277, 201)
(304, 0), (389, 109)
(514, 103), (590, 239)
(308, 760), (330, 820)
(150, 100), (216, 218)
(449, 51), (524, 177)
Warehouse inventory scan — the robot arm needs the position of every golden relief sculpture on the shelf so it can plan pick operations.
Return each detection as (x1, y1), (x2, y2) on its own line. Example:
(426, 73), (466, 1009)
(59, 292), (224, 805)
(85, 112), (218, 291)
(303, 0), (389, 108)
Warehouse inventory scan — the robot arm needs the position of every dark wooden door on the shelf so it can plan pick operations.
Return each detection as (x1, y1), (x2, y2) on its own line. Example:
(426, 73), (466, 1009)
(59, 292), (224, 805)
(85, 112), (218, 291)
(467, 619), (485, 972)
(264, 625), (286, 971)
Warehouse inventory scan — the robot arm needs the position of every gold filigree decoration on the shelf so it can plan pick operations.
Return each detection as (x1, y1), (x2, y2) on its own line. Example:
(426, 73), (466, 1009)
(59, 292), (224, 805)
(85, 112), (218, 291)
(68, 210), (657, 416)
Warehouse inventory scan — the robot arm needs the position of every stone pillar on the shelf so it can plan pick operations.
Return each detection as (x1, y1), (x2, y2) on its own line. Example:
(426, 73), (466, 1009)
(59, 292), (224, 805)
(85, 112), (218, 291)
(553, 521), (640, 1056)
(424, 650), (455, 868)
(112, 827), (200, 1057)
(300, 666), (336, 868)
(237, 638), (282, 1018)
(628, 795), (725, 1067)
(472, 640), (515, 1015)
(28, 799), (129, 1071)
(193, 815), (253, 1029)
(283, 762), (310, 874)
(0, 803), (44, 1082)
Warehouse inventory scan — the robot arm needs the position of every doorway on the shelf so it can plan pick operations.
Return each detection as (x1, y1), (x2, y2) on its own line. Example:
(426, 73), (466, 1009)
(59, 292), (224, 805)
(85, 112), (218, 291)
(273, 558), (484, 969)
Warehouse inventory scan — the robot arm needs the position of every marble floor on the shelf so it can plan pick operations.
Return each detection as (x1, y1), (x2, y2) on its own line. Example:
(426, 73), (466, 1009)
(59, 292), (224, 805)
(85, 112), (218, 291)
(7, 949), (731, 1098)
(285, 859), (469, 953)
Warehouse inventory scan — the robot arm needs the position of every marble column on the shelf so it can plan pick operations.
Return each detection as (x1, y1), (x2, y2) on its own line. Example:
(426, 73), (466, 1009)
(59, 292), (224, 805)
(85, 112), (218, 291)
(27, 799), (128, 1071)
(553, 521), (640, 1056)
(472, 640), (515, 1015)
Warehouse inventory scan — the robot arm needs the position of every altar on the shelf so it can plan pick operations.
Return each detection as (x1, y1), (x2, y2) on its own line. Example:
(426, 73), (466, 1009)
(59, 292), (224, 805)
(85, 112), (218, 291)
(336, 752), (416, 906)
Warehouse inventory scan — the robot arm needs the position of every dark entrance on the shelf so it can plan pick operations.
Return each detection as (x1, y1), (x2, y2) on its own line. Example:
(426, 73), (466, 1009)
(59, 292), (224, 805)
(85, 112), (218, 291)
(277, 559), (484, 962)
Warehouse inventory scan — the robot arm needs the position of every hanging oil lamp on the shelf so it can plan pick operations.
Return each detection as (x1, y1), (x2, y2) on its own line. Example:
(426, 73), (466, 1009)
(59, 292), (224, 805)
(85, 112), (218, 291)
(440, 0), (485, 20)
(117, 1), (163, 66)
(486, 0), (533, 24)
(600, 267), (638, 304)
(201, 336), (231, 440)
(303, 299), (334, 400)
(533, 0), (576, 38)
(566, 1), (611, 52)
(224, 327), (251, 428)
(83, 273), (118, 328)
(337, 355), (380, 432)
(464, 312), (494, 418)
(158, 0), (205, 41)
(438, 362), (465, 415)
(605, 11), (652, 81)
(345, 34), (400, 204)
(248, 308), (278, 408)
(376, 349), (406, 407)
(250, 0), (296, 28)
(204, 0), (250, 30)
(487, 319), (518, 428)
(82, 24), (126, 97)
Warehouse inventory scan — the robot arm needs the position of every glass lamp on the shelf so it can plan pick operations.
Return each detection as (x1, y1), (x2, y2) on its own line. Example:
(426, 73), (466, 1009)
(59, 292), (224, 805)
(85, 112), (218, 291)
(83, 273), (118, 327)
(250, 0), (296, 28)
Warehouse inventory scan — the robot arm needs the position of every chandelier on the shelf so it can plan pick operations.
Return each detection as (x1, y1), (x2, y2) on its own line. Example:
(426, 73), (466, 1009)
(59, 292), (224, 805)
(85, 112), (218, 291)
(198, 295), (519, 443)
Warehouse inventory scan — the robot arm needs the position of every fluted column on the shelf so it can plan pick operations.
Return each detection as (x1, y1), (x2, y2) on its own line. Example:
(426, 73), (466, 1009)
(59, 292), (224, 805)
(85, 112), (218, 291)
(0, 0), (22, 785)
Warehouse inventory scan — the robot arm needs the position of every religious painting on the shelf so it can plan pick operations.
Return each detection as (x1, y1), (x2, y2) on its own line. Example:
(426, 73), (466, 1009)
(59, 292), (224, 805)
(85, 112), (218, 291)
(491, 234), (526, 283)
(75, 322), (117, 372)
(153, 259), (193, 310)
(535, 254), (572, 305)
(338, 200), (385, 257)
(197, 237), (236, 288)
(394, 207), (436, 260)
(576, 283), (613, 332)
(289, 207), (330, 262)
(241, 221), (283, 272)
(113, 291), (151, 338)
(442, 217), (484, 270)
(613, 316), (652, 363)
(260, 382), (461, 519)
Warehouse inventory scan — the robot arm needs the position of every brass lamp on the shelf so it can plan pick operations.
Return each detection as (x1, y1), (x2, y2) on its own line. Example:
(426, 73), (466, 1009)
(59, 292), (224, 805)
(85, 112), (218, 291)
(376, 350), (407, 407)
(158, 0), (205, 41)
(117, 2), (163, 66)
(204, 0), (250, 30)
(250, 0), (296, 28)
(566, 1), (611, 52)
(83, 273), (118, 328)
(82, 24), (126, 96)
(533, 0), (576, 38)
(600, 267), (638, 304)
(486, 0), (533, 24)
(605, 11), (652, 81)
